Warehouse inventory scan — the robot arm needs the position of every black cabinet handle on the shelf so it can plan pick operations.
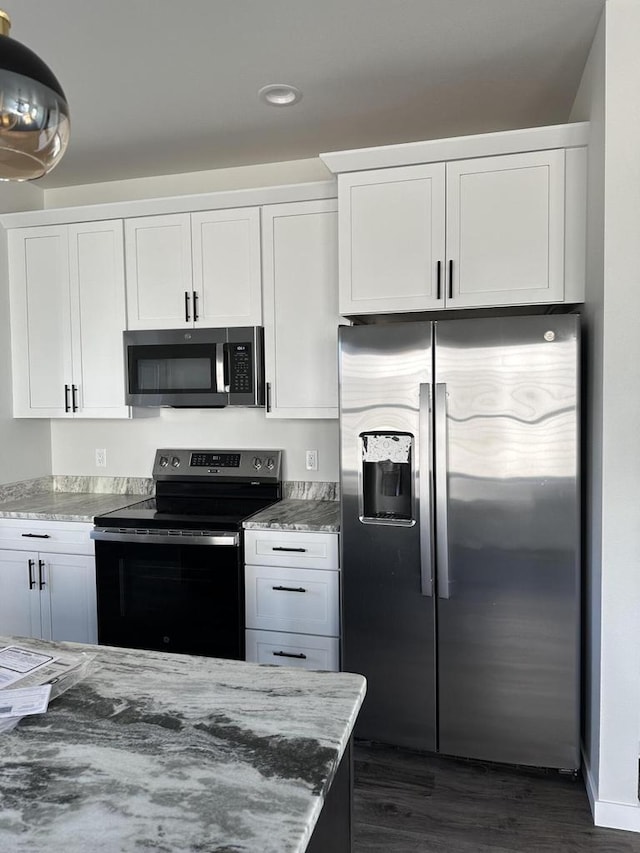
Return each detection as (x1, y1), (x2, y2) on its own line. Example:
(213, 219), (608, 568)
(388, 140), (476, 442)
(192, 291), (199, 322)
(38, 559), (45, 590)
(184, 291), (191, 323)
(448, 259), (453, 299)
(28, 559), (36, 590)
(436, 260), (442, 300)
(21, 533), (51, 539)
(272, 546), (307, 553)
(64, 384), (70, 412)
(71, 385), (78, 412)
(272, 585), (307, 593)
(266, 381), (271, 413)
(273, 651), (307, 660)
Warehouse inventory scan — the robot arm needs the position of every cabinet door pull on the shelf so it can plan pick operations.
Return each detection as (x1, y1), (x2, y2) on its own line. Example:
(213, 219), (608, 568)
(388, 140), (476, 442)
(71, 384), (78, 412)
(436, 260), (442, 300)
(273, 651), (307, 660)
(27, 559), (36, 590)
(272, 585), (307, 593)
(192, 291), (199, 322)
(38, 559), (46, 590)
(21, 533), (51, 539)
(448, 259), (453, 299)
(271, 546), (307, 553)
(266, 381), (272, 413)
(64, 384), (71, 413)
(184, 291), (191, 323)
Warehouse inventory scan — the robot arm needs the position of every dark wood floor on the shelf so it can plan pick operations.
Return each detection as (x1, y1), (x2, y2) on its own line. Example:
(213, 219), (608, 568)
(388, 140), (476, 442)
(352, 742), (640, 852)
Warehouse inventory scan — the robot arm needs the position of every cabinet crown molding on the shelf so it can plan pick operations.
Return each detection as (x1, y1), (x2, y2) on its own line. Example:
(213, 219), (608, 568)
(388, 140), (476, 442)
(0, 180), (337, 230)
(320, 121), (590, 174)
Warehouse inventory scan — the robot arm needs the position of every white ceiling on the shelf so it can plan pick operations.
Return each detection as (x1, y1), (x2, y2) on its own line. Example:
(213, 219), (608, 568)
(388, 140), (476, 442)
(2, 0), (604, 189)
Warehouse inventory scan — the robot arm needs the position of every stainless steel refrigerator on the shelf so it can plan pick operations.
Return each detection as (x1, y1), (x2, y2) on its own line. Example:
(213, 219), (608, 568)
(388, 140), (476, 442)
(339, 314), (580, 770)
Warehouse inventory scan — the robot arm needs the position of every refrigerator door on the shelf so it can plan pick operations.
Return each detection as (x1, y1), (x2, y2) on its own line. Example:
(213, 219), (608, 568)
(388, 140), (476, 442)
(435, 314), (580, 769)
(339, 322), (436, 750)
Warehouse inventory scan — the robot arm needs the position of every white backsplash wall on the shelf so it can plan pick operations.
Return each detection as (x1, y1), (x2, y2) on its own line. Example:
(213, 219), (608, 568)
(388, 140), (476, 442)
(50, 408), (339, 482)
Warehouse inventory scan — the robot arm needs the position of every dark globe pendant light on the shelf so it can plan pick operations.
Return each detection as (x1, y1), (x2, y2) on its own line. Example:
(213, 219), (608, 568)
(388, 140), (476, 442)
(0, 9), (70, 181)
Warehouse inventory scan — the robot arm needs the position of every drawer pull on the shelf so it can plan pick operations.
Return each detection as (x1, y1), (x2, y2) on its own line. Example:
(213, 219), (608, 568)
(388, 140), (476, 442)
(271, 546), (307, 553)
(272, 585), (307, 593)
(273, 651), (307, 660)
(21, 533), (51, 539)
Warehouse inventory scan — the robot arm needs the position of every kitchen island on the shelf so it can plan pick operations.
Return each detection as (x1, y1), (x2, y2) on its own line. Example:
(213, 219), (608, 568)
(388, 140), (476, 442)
(0, 636), (366, 853)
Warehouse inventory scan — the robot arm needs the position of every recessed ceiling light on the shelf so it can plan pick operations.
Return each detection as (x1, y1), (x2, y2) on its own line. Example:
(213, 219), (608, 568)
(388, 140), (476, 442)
(258, 84), (302, 107)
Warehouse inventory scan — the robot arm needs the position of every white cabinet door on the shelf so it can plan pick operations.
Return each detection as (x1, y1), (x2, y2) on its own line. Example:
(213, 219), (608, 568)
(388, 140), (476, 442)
(338, 164), (446, 315)
(69, 221), (129, 418)
(125, 213), (193, 329)
(8, 226), (73, 417)
(262, 199), (340, 418)
(39, 553), (97, 645)
(9, 222), (130, 419)
(0, 551), (39, 638)
(446, 150), (566, 308)
(191, 208), (262, 327)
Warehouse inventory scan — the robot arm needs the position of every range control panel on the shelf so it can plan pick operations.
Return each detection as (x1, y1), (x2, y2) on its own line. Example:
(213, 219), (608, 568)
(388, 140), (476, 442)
(152, 449), (282, 480)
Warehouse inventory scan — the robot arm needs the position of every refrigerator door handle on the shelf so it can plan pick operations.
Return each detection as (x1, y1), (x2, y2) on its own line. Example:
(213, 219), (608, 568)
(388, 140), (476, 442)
(419, 383), (434, 597)
(435, 382), (451, 599)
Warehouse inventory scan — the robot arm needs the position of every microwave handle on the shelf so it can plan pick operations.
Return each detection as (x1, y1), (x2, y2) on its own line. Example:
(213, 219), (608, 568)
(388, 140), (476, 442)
(215, 343), (229, 393)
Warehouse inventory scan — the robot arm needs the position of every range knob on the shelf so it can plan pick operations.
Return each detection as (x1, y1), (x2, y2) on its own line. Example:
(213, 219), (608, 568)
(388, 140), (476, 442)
(159, 456), (169, 468)
(266, 457), (275, 471)
(253, 456), (262, 470)
(171, 456), (181, 468)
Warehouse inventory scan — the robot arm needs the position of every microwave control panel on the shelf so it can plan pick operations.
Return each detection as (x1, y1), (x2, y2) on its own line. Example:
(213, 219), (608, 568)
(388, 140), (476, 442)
(228, 343), (253, 394)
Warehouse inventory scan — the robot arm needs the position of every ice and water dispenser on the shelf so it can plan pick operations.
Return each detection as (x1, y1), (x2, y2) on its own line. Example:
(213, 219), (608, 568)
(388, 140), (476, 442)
(360, 432), (414, 524)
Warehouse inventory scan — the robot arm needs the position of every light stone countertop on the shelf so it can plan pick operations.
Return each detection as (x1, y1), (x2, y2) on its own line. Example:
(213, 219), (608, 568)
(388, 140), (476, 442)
(0, 492), (146, 523)
(244, 499), (340, 532)
(0, 636), (366, 853)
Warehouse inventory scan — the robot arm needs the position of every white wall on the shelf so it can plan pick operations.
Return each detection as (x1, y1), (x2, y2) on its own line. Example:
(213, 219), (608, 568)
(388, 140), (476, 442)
(570, 0), (640, 831)
(0, 183), (51, 486)
(44, 157), (332, 208)
(569, 3), (606, 804)
(50, 409), (339, 482)
(44, 157), (340, 484)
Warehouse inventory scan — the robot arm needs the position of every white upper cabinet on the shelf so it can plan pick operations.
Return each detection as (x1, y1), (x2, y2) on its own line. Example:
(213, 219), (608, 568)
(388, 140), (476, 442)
(337, 147), (585, 315)
(261, 199), (340, 418)
(339, 164), (446, 315)
(445, 150), (565, 308)
(125, 208), (262, 329)
(9, 221), (129, 418)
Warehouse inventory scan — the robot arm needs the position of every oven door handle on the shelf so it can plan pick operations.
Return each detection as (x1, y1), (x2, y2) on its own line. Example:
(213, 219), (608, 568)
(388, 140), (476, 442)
(90, 529), (239, 547)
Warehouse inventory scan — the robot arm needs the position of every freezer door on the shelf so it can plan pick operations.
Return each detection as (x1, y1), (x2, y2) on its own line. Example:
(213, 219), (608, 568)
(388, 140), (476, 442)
(339, 322), (436, 751)
(434, 314), (580, 769)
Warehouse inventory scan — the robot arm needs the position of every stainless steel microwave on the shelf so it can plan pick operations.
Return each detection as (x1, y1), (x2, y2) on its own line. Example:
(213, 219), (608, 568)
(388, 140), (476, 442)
(124, 327), (265, 407)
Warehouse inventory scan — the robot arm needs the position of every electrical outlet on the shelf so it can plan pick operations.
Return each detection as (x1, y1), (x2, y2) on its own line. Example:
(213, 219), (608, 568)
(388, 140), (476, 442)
(305, 450), (318, 471)
(95, 448), (107, 468)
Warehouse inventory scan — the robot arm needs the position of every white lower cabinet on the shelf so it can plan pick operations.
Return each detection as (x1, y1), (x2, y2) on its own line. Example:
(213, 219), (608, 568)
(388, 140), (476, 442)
(245, 630), (339, 671)
(0, 520), (97, 644)
(244, 529), (340, 672)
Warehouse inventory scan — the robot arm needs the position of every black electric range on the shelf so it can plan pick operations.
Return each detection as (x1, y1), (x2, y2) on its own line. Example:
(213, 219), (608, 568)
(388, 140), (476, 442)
(91, 448), (282, 659)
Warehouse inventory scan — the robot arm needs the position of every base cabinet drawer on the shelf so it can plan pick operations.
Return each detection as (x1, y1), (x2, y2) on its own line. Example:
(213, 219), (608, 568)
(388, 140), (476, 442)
(246, 564), (339, 636)
(246, 629), (339, 672)
(0, 519), (94, 555)
(244, 529), (339, 570)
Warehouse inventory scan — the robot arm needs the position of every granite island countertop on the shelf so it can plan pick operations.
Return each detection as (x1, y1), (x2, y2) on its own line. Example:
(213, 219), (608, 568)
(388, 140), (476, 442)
(0, 491), (146, 523)
(0, 636), (366, 853)
(244, 499), (340, 532)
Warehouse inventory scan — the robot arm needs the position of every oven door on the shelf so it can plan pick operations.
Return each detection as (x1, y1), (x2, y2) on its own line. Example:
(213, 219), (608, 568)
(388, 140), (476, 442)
(93, 530), (243, 660)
